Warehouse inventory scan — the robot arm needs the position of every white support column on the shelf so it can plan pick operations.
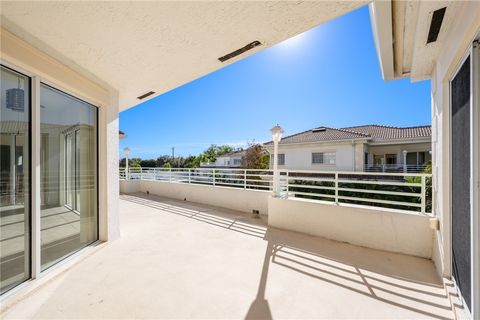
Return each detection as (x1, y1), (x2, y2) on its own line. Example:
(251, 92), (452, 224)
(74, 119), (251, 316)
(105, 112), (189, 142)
(125, 155), (129, 180)
(31, 76), (41, 278)
(273, 140), (279, 196)
(98, 89), (120, 242)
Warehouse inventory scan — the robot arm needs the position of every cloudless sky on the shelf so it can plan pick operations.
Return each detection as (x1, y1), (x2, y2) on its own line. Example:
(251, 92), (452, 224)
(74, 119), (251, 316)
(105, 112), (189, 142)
(120, 5), (431, 159)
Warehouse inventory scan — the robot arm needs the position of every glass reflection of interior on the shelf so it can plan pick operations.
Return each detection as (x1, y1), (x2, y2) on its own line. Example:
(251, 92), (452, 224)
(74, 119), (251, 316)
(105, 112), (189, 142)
(40, 84), (97, 270)
(0, 66), (31, 294)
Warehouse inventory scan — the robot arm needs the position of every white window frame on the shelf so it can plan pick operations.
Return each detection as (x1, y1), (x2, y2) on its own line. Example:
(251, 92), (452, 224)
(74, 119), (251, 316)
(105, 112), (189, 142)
(0, 59), (101, 296)
(312, 152), (335, 165)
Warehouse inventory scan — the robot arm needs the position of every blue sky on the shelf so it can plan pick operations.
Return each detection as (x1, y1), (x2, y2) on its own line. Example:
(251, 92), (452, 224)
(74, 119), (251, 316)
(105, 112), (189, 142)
(120, 5), (431, 159)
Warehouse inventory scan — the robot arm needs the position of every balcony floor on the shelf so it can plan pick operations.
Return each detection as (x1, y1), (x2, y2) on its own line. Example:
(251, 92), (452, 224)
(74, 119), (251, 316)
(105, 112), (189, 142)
(3, 193), (453, 319)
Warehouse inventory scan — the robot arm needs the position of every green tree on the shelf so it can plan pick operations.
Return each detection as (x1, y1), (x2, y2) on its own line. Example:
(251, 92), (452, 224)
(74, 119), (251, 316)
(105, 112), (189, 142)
(242, 144), (269, 169)
(129, 158), (142, 168)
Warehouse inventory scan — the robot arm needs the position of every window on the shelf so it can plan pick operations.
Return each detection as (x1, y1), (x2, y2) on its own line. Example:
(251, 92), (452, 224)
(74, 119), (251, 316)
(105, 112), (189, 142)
(0, 66), (31, 294)
(270, 153), (285, 166)
(233, 159), (242, 165)
(385, 154), (397, 165)
(40, 84), (98, 270)
(312, 152), (335, 165)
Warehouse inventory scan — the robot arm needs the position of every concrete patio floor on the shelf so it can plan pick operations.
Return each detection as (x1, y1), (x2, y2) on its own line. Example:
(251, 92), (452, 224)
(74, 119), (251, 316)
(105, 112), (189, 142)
(2, 193), (454, 319)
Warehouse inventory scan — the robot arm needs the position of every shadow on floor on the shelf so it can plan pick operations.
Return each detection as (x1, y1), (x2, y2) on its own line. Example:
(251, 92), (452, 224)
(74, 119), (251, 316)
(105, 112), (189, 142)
(121, 192), (453, 320)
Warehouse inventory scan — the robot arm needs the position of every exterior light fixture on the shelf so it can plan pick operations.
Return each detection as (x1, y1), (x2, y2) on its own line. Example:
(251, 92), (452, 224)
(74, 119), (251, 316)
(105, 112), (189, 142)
(270, 124), (284, 143)
(270, 124), (284, 197)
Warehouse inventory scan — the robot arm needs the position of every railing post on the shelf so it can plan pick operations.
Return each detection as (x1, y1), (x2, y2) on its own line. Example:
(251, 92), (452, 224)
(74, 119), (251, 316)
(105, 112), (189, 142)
(212, 169), (216, 186)
(188, 169), (191, 184)
(244, 170), (247, 190)
(421, 175), (426, 214)
(286, 171), (289, 195)
(335, 172), (339, 204)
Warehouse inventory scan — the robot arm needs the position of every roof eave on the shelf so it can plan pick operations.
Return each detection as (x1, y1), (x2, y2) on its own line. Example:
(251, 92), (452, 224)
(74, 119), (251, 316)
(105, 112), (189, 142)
(369, 1), (395, 81)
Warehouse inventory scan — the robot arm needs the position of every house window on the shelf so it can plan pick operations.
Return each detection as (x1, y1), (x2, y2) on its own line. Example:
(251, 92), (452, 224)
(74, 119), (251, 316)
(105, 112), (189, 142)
(233, 159), (242, 165)
(278, 153), (285, 165)
(312, 152), (335, 165)
(385, 154), (397, 165)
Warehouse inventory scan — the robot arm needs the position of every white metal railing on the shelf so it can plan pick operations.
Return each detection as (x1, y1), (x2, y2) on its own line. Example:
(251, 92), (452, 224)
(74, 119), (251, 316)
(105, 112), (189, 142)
(284, 170), (431, 214)
(120, 167), (432, 214)
(121, 167), (286, 191)
(364, 164), (429, 173)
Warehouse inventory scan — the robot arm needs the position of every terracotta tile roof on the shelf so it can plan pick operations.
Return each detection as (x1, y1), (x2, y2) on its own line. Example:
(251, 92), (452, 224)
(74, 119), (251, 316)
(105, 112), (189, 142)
(264, 125), (431, 145)
(341, 125), (431, 140)
(265, 126), (370, 145)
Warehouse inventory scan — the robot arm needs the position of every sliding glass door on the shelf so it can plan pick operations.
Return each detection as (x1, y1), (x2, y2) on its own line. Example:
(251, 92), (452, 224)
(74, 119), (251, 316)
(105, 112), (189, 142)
(0, 66), (31, 294)
(40, 84), (98, 270)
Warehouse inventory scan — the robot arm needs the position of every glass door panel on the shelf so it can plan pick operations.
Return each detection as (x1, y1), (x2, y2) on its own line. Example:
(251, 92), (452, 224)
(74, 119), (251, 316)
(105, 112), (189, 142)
(0, 66), (31, 294)
(40, 84), (97, 270)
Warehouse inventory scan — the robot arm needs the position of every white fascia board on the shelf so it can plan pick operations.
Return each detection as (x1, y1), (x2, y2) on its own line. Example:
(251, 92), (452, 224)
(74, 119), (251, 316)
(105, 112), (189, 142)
(264, 138), (371, 150)
(368, 137), (432, 146)
(369, 1), (395, 81)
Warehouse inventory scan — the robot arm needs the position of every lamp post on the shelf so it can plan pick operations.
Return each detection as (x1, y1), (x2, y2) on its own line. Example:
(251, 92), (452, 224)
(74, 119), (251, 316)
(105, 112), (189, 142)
(270, 124), (284, 197)
(402, 150), (408, 173)
(124, 147), (131, 180)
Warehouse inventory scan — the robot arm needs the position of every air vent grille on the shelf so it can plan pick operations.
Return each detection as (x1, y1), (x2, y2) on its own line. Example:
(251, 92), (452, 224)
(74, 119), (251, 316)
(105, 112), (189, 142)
(427, 7), (446, 44)
(137, 91), (155, 100)
(218, 41), (262, 62)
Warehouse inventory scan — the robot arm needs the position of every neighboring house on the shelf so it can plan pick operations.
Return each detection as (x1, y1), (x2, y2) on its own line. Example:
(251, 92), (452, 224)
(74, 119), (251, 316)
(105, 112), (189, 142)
(200, 150), (246, 168)
(264, 125), (431, 172)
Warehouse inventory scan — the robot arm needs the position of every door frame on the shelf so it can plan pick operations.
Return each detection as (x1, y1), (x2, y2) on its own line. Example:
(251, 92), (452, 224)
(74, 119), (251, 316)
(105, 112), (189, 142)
(448, 36), (480, 319)
(471, 38), (479, 320)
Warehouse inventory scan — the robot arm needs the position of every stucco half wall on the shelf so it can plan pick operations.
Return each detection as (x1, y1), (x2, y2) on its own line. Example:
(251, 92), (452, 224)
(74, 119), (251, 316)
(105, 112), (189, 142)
(122, 180), (270, 215)
(121, 180), (434, 259)
(268, 196), (434, 258)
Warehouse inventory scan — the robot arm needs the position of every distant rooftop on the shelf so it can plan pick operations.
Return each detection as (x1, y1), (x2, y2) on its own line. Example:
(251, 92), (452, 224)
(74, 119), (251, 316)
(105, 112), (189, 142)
(218, 150), (247, 158)
(265, 125), (431, 145)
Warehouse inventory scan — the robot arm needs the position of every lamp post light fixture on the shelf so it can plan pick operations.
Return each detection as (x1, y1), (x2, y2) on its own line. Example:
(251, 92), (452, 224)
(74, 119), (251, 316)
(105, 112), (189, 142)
(402, 150), (408, 173)
(124, 147), (131, 180)
(270, 124), (284, 197)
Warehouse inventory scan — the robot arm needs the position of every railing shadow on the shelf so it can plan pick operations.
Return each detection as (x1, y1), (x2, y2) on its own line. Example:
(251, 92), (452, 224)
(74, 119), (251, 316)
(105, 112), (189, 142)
(120, 193), (453, 320)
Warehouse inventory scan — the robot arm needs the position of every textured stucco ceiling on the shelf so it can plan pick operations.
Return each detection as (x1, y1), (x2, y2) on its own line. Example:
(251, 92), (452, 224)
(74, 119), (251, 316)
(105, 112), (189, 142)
(1, 1), (366, 110)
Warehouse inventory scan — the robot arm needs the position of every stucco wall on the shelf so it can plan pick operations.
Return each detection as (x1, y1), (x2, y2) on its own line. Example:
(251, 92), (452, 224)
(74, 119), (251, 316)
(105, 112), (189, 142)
(268, 196), (434, 258)
(1, 28), (120, 242)
(430, 1), (480, 278)
(138, 180), (270, 215)
(121, 179), (434, 258)
(276, 142), (356, 171)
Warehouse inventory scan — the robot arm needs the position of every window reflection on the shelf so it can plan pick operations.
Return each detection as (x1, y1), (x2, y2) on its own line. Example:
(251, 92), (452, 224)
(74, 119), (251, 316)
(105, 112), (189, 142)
(40, 84), (97, 270)
(0, 66), (31, 294)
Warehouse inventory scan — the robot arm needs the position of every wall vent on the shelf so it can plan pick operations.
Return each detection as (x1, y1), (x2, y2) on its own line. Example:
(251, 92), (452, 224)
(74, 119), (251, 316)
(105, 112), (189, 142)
(137, 91), (155, 100)
(427, 7), (446, 44)
(218, 41), (262, 62)
(312, 127), (327, 132)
